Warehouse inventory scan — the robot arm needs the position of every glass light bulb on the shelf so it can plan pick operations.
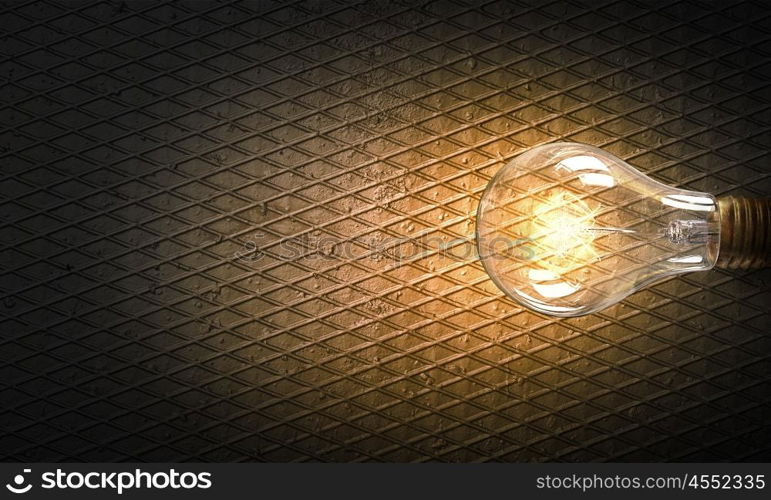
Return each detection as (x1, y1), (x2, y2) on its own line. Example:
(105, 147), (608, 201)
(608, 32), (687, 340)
(476, 142), (720, 317)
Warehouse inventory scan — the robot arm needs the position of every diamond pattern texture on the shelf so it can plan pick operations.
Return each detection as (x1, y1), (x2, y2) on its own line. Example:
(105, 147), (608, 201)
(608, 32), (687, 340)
(1, 0), (770, 462)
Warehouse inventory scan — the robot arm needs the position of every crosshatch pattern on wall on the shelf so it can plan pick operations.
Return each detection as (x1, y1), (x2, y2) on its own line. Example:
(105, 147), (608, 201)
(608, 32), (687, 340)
(0, 0), (770, 461)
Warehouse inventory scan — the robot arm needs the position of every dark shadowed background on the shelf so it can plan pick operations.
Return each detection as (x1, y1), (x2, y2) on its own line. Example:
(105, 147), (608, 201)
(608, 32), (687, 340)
(1, 0), (770, 462)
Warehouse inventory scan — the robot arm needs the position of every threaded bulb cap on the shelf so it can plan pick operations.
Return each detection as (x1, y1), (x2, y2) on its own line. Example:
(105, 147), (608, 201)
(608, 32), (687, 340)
(716, 196), (771, 269)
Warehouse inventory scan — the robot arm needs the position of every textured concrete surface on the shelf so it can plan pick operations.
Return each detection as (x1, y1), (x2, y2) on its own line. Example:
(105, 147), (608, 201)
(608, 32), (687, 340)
(0, 0), (770, 461)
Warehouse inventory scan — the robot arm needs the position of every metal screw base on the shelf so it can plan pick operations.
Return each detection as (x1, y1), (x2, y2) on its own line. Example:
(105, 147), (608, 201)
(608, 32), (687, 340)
(716, 196), (771, 269)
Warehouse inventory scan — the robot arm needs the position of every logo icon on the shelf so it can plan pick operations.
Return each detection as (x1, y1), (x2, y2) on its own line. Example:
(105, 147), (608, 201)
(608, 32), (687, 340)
(6, 469), (32, 494)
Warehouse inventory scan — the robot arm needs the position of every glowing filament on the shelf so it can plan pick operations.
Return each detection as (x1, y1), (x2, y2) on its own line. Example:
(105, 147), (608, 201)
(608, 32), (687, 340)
(532, 191), (597, 259)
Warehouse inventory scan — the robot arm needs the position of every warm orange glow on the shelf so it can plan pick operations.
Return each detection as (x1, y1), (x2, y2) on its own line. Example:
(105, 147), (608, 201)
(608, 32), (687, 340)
(530, 191), (599, 272)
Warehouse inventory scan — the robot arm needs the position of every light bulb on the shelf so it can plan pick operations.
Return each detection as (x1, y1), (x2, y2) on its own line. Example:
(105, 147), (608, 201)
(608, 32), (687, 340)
(476, 142), (770, 317)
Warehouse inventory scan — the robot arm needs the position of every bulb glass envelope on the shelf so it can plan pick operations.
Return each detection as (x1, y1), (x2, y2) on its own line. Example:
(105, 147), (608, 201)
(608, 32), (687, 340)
(476, 142), (721, 317)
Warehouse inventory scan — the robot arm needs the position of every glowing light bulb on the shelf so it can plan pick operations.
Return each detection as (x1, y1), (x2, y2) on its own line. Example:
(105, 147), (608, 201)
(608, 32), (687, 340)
(476, 142), (770, 317)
